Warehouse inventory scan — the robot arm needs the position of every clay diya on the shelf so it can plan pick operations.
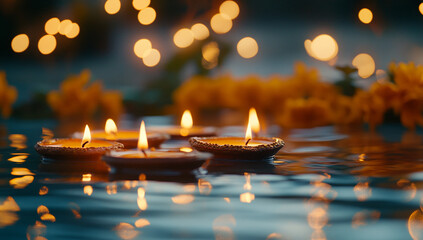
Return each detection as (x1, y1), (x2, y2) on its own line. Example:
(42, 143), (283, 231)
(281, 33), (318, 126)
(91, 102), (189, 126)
(72, 119), (169, 149)
(35, 125), (123, 161)
(189, 114), (284, 160)
(102, 121), (211, 173)
(147, 110), (217, 139)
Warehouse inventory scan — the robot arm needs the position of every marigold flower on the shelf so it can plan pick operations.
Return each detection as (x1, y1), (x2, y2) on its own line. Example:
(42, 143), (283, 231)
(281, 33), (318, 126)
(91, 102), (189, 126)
(388, 62), (423, 129)
(47, 70), (123, 120)
(0, 72), (18, 118)
(276, 98), (332, 128)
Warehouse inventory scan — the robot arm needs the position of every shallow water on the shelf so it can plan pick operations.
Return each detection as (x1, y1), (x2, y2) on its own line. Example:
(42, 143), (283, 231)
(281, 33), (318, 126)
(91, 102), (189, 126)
(1, 120), (423, 240)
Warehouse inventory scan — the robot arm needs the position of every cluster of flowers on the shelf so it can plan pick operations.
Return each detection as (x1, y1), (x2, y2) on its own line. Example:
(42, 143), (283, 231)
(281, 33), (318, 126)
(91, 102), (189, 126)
(47, 70), (122, 121)
(173, 62), (423, 130)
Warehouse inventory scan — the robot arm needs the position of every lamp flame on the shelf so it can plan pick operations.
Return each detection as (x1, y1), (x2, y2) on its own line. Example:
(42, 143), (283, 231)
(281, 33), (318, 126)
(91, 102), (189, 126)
(180, 110), (193, 136)
(245, 120), (252, 146)
(105, 118), (118, 139)
(181, 110), (193, 129)
(248, 108), (260, 134)
(137, 121), (148, 151)
(82, 125), (91, 147)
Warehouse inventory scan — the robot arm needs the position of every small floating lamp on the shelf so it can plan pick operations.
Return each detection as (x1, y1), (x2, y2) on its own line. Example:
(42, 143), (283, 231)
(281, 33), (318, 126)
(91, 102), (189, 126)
(189, 111), (284, 160)
(35, 124), (123, 161)
(102, 121), (211, 172)
(73, 119), (169, 149)
(148, 110), (217, 139)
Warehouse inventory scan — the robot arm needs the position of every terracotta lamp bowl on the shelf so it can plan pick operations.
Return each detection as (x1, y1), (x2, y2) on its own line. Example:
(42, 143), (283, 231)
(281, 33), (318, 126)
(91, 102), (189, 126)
(189, 136), (285, 160)
(35, 138), (124, 161)
(102, 149), (212, 173)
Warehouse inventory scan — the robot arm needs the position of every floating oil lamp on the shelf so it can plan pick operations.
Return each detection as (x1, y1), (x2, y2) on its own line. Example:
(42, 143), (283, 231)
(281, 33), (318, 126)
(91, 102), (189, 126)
(102, 121), (211, 173)
(147, 110), (217, 139)
(72, 119), (169, 149)
(35, 125), (123, 161)
(189, 113), (284, 160)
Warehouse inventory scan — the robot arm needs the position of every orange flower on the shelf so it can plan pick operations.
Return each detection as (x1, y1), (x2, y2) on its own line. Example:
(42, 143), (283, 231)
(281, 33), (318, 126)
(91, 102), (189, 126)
(276, 98), (332, 128)
(353, 90), (386, 130)
(47, 70), (122, 120)
(388, 62), (423, 129)
(331, 95), (361, 125)
(0, 72), (18, 118)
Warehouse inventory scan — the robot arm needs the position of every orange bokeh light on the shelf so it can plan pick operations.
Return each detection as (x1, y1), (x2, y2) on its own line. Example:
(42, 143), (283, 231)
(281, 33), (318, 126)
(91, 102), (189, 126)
(11, 34), (29, 53)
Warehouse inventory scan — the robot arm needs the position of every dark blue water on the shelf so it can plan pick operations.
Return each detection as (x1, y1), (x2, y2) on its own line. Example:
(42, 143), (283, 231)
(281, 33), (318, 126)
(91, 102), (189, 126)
(1, 120), (423, 240)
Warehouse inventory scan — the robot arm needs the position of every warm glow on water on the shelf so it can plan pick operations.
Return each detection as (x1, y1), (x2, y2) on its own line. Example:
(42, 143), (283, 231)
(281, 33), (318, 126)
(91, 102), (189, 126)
(84, 185), (93, 196)
(37, 205), (49, 215)
(191, 23), (209, 40)
(173, 28), (194, 48)
(308, 208), (328, 230)
(45, 18), (60, 35)
(138, 187), (146, 198)
(9, 176), (34, 189)
(40, 213), (56, 222)
(409, 209), (423, 240)
(8, 155), (27, 163)
(142, 48), (160, 67)
(198, 179), (212, 195)
(240, 192), (255, 203)
(309, 34), (338, 61)
(133, 0), (150, 10)
(354, 182), (372, 201)
(106, 184), (117, 195)
(138, 7), (156, 25)
(0, 197), (20, 228)
(210, 13), (232, 34)
(38, 35), (57, 55)
(115, 222), (139, 240)
(171, 194), (195, 205)
(11, 168), (34, 176)
(9, 134), (27, 149)
(243, 173), (252, 190)
(213, 215), (236, 240)
(352, 53), (375, 78)
(105, 0), (121, 15)
(134, 39), (152, 58)
(237, 37), (258, 59)
(135, 218), (150, 228)
(0, 196), (20, 211)
(65, 23), (80, 39)
(137, 197), (148, 211)
(358, 8), (373, 24)
(219, 1), (240, 20)
(39, 186), (48, 195)
(11, 34), (29, 53)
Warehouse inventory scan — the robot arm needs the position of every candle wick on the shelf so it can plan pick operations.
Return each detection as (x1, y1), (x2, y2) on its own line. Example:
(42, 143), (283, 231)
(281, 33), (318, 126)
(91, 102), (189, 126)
(82, 141), (89, 148)
(141, 149), (148, 158)
(245, 138), (251, 146)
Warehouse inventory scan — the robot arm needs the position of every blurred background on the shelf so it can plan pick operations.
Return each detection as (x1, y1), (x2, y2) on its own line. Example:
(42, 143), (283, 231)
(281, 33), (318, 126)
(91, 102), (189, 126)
(1, 0), (423, 120)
